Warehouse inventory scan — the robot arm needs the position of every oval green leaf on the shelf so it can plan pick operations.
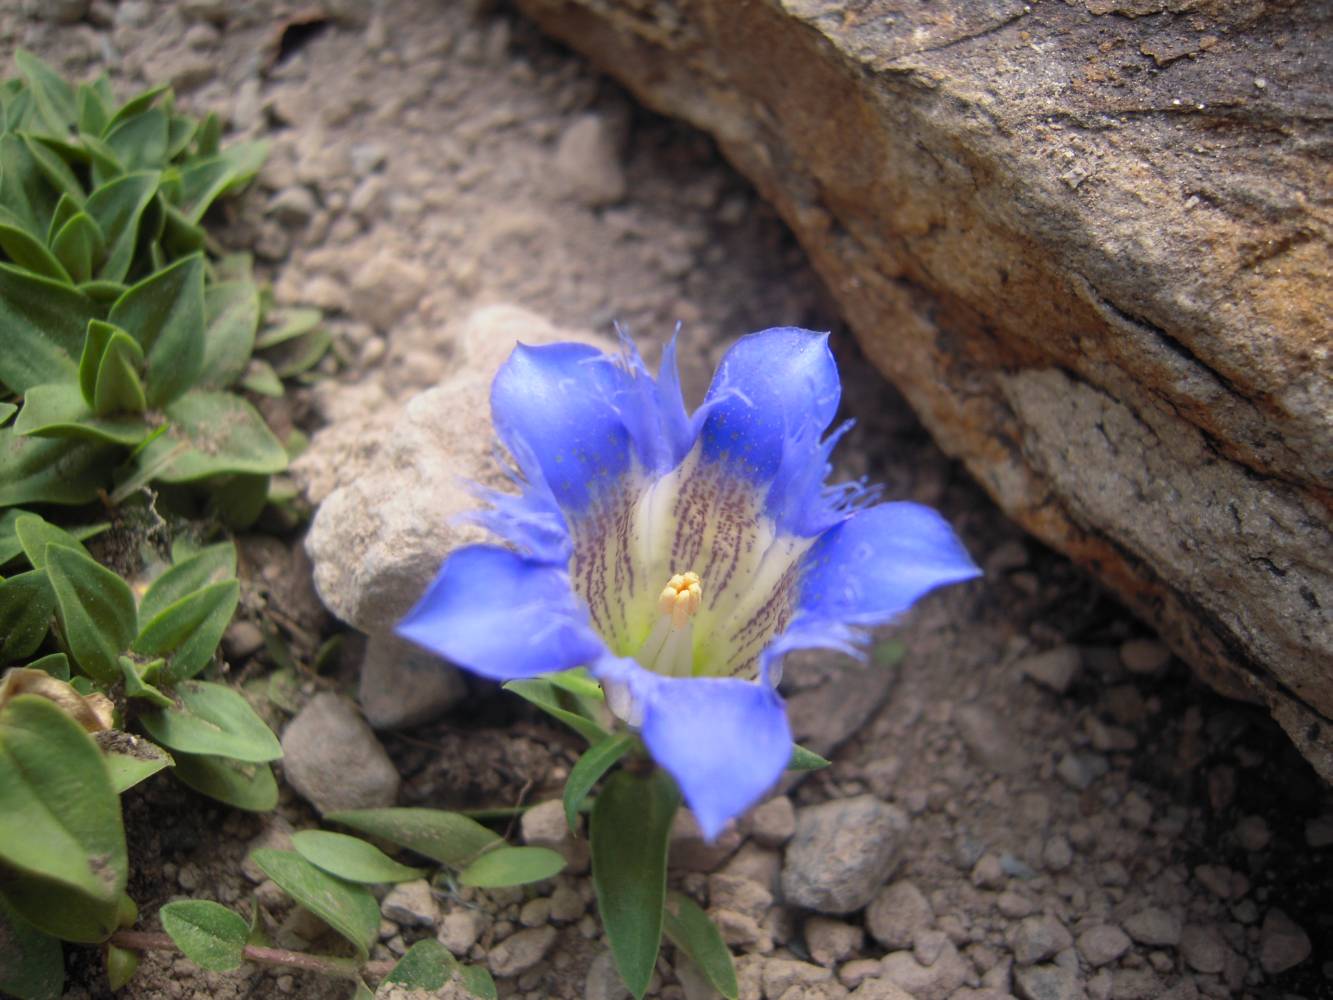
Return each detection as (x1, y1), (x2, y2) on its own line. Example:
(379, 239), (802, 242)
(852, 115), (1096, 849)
(0, 694), (127, 942)
(138, 680), (281, 762)
(590, 769), (680, 1000)
(138, 390), (288, 482)
(94, 730), (174, 794)
(248, 849), (378, 960)
(381, 938), (458, 991)
(45, 542), (137, 683)
(137, 541), (235, 622)
(0, 262), (97, 394)
(0, 892), (64, 1000)
(664, 891), (739, 1000)
(0, 569), (56, 663)
(324, 808), (501, 868)
(107, 252), (204, 406)
(291, 830), (425, 885)
(133, 579), (239, 683)
(458, 846), (565, 889)
(170, 752), (277, 812)
(160, 900), (248, 972)
(12, 382), (151, 446)
(563, 731), (635, 833)
(0, 430), (111, 508)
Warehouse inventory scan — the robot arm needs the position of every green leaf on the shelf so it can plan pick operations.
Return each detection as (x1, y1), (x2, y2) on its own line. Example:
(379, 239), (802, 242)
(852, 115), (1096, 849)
(0, 262), (97, 393)
(544, 667), (606, 702)
(290, 830), (425, 884)
(0, 428), (110, 507)
(0, 402), (15, 427)
(240, 358), (284, 397)
(381, 938), (458, 991)
(267, 326), (332, 379)
(0, 569), (56, 663)
(13, 512), (91, 569)
(0, 513), (105, 568)
(45, 543), (137, 682)
(76, 81), (110, 136)
(458, 846), (565, 888)
(104, 84), (168, 132)
(165, 114), (197, 161)
(170, 752), (277, 811)
(107, 253), (204, 406)
(117, 655), (173, 708)
(216, 139), (268, 196)
(504, 678), (609, 745)
(14, 51), (77, 137)
(51, 212), (106, 285)
(663, 892), (738, 1000)
(176, 155), (236, 224)
(159, 900), (248, 972)
(104, 943), (139, 991)
(0, 694), (127, 943)
(137, 541), (235, 622)
(27, 652), (70, 680)
(137, 679), (282, 762)
(83, 171), (158, 283)
(456, 965), (499, 1000)
(787, 743), (831, 772)
(0, 892), (64, 1000)
(564, 731), (636, 832)
(105, 107), (168, 172)
(23, 134), (87, 206)
(13, 382), (151, 446)
(325, 808), (502, 868)
(590, 769), (680, 999)
(198, 280), (259, 389)
(95, 730), (173, 794)
(133, 579), (238, 683)
(0, 210), (72, 282)
(248, 849), (379, 960)
(207, 473), (271, 529)
(91, 328), (148, 417)
(195, 112), (221, 156)
(255, 307), (322, 350)
(127, 390), (287, 483)
(0, 132), (56, 237)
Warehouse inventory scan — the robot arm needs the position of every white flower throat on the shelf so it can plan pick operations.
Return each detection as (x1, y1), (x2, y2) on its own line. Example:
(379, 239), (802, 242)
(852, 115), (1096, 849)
(634, 571), (702, 678)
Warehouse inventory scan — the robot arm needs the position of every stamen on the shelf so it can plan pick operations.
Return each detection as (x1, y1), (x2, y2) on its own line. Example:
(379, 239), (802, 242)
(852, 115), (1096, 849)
(634, 570), (702, 679)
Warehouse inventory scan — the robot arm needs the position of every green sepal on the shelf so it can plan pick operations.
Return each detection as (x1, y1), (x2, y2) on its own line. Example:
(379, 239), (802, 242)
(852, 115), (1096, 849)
(787, 743), (831, 772)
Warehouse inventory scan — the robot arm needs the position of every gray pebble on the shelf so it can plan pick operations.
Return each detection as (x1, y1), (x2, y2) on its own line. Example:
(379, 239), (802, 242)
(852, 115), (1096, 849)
(1019, 646), (1081, 694)
(1123, 907), (1182, 947)
(381, 880), (438, 928)
(281, 693), (399, 814)
(1259, 908), (1311, 974)
(866, 879), (933, 949)
(1179, 924), (1228, 974)
(781, 796), (908, 914)
(1076, 924), (1131, 967)
(1119, 638), (1171, 674)
(1009, 914), (1073, 966)
(487, 925), (556, 978)
(1013, 963), (1082, 1000)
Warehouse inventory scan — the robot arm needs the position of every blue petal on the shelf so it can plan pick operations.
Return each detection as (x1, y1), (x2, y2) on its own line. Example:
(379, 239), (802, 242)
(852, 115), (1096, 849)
(699, 328), (839, 480)
(491, 343), (636, 513)
(797, 502), (981, 628)
(613, 328), (693, 475)
(397, 545), (607, 680)
(635, 672), (792, 840)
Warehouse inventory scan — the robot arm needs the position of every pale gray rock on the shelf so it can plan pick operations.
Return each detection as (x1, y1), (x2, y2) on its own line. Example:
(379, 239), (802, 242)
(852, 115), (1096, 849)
(1119, 638), (1171, 675)
(349, 249), (428, 331)
(878, 939), (968, 1000)
(805, 917), (863, 967)
(1013, 963), (1081, 1000)
(746, 795), (796, 848)
(381, 879), (439, 927)
(954, 702), (1028, 774)
(1123, 907), (1182, 948)
(438, 908), (483, 954)
(849, 980), (915, 1000)
(782, 796), (908, 914)
(762, 958), (834, 998)
(1018, 646), (1081, 694)
(487, 925), (556, 978)
(281, 693), (399, 814)
(521, 798), (589, 873)
(554, 114), (626, 207)
(1258, 908), (1312, 975)
(1075, 924), (1130, 967)
(865, 880), (933, 950)
(298, 305), (612, 635)
(1009, 915), (1073, 967)
(358, 632), (466, 730)
(1178, 924), (1228, 974)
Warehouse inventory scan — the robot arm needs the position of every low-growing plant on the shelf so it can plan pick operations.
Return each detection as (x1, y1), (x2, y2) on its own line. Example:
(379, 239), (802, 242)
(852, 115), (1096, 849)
(0, 50), (330, 519)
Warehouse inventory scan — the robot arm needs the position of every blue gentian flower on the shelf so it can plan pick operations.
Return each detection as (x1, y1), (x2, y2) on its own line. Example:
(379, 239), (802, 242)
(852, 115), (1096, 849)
(398, 328), (980, 838)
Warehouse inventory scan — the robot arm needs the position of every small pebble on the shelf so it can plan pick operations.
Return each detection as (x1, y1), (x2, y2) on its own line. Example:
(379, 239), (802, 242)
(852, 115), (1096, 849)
(1119, 638), (1171, 674)
(1018, 646), (1081, 694)
(1259, 908), (1312, 974)
(1077, 924), (1131, 967)
(1233, 814), (1270, 852)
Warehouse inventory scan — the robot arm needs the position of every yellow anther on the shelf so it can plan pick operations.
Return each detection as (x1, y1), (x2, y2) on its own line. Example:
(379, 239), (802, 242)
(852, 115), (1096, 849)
(657, 571), (702, 630)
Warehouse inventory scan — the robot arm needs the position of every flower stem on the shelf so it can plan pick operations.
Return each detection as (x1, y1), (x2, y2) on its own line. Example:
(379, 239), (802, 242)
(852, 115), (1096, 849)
(107, 930), (394, 981)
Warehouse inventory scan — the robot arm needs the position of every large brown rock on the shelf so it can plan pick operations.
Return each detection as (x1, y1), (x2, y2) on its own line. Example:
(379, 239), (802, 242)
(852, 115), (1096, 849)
(517, 0), (1332, 776)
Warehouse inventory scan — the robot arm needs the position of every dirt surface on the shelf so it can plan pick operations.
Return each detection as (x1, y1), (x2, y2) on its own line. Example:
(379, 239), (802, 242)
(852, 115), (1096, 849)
(4, 1), (1330, 999)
